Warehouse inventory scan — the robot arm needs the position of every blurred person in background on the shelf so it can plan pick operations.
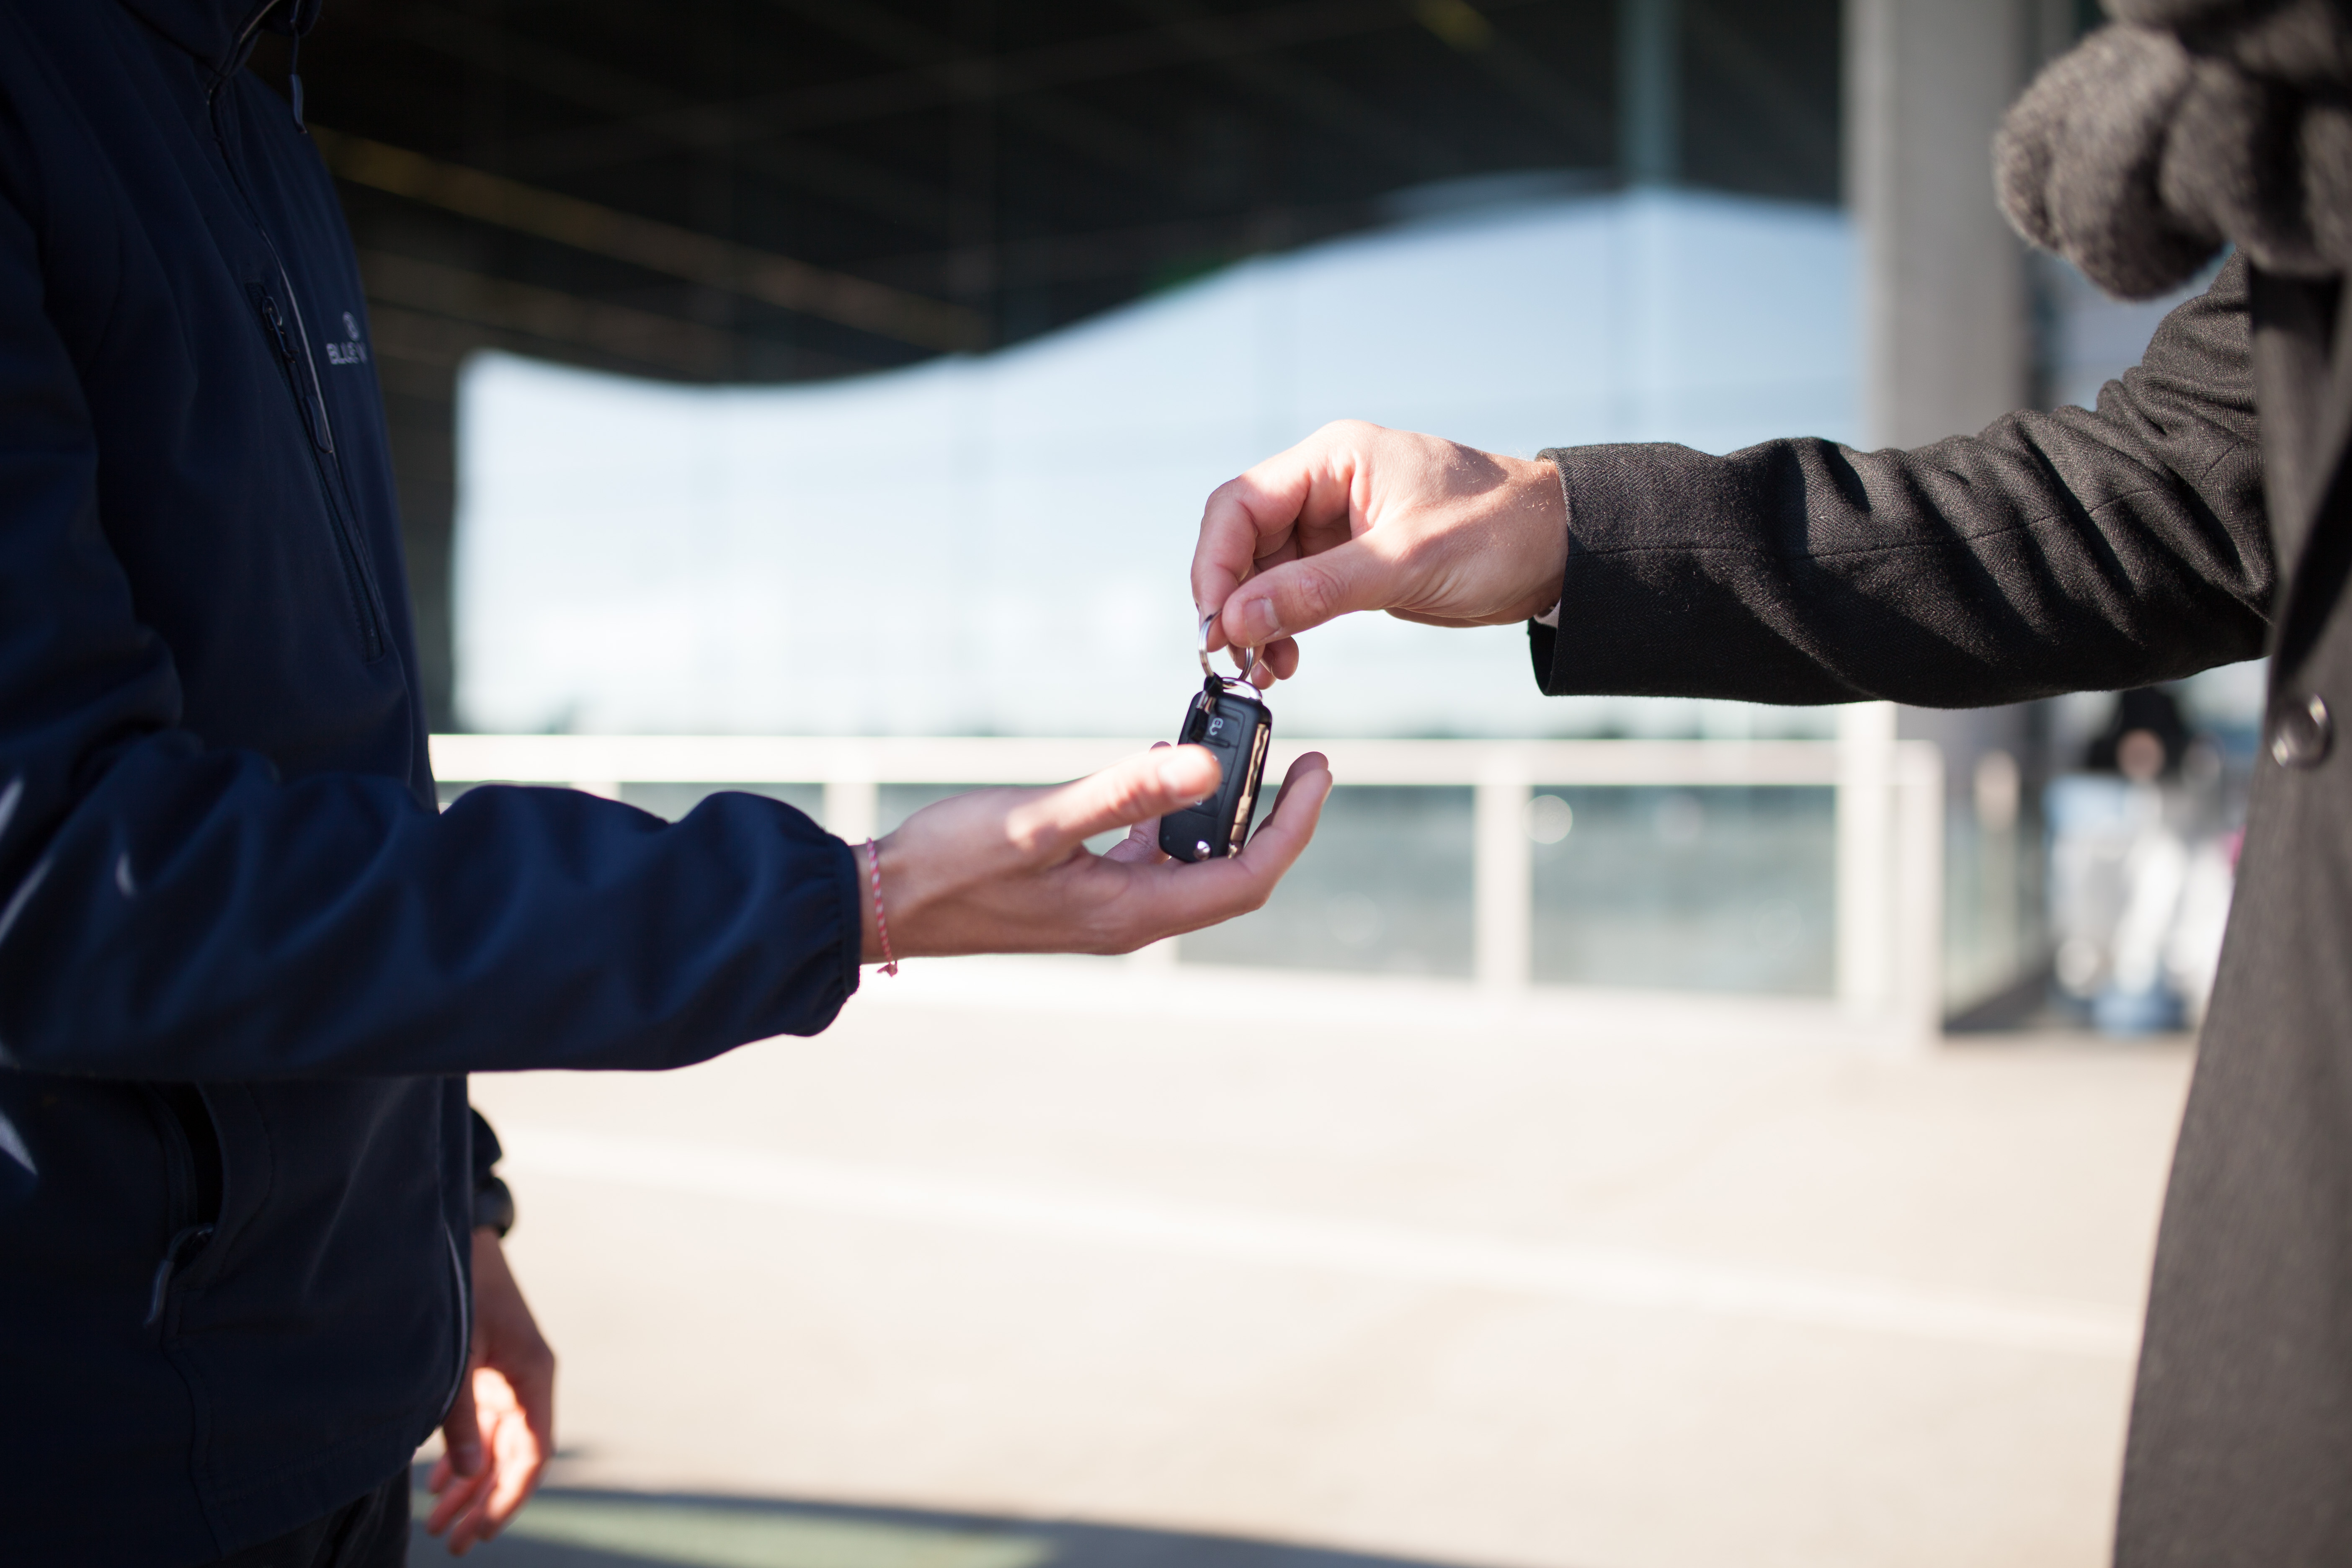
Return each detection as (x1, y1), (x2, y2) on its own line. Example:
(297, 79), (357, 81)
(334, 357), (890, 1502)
(2052, 687), (2239, 1035)
(1194, 1), (2352, 1559)
(0, 3), (1331, 1565)
(2038, 687), (2231, 1034)
(2084, 687), (2198, 777)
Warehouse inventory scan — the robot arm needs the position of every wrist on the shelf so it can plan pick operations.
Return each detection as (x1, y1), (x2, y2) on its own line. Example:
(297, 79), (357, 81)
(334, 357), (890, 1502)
(1499, 452), (1570, 621)
(859, 831), (930, 967)
(857, 835), (887, 964)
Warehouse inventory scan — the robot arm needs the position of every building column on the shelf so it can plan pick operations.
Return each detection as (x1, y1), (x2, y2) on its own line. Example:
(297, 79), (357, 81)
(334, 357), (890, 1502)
(1845, 0), (2032, 450)
(1847, 0), (2064, 1021)
(378, 354), (460, 733)
(1619, 0), (1680, 187)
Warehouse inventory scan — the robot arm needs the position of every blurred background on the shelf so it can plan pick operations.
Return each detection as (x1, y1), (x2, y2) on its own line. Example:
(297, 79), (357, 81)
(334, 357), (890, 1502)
(257, 2), (2248, 1564)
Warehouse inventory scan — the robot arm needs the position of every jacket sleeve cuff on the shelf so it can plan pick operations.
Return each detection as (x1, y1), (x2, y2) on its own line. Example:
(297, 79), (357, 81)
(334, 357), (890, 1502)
(467, 1106), (503, 1192)
(467, 1108), (514, 1234)
(828, 830), (864, 1014)
(1526, 441), (1809, 701)
(1528, 448), (1575, 688)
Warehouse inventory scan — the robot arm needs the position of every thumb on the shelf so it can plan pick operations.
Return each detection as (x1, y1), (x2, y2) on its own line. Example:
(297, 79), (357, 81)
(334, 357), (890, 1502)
(442, 1371), (484, 1478)
(1023, 746), (1221, 851)
(1217, 537), (1395, 650)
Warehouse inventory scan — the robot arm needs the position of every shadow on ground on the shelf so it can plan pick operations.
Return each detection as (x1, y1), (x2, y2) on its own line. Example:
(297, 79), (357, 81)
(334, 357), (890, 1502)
(407, 1476), (1494, 1568)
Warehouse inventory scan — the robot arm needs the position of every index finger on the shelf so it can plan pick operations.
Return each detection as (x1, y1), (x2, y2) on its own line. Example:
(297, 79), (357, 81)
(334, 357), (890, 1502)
(480, 1405), (548, 1538)
(1009, 745), (1222, 856)
(1192, 453), (1318, 633)
(1103, 743), (1177, 865)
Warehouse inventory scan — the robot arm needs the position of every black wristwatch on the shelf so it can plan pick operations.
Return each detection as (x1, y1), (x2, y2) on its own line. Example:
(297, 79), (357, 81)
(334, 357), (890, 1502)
(472, 1174), (516, 1239)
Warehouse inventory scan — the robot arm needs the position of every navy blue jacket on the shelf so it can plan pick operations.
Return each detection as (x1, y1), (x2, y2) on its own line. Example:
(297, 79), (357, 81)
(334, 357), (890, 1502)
(0, 3), (861, 1560)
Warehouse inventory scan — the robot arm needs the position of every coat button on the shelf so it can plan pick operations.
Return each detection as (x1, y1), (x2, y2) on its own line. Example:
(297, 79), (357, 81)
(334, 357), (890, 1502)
(2271, 693), (2333, 768)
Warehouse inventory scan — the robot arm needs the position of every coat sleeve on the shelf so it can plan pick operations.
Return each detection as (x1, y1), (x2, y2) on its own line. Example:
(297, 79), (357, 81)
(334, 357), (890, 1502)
(1532, 254), (2274, 708)
(0, 163), (861, 1081)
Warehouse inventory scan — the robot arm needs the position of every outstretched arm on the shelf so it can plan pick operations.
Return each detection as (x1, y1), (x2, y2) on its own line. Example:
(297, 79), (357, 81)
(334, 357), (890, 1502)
(0, 156), (1330, 1082)
(1194, 255), (2270, 708)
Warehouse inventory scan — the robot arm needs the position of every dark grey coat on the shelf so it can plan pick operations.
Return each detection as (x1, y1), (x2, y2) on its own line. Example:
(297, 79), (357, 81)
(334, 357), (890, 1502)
(1535, 251), (2352, 1565)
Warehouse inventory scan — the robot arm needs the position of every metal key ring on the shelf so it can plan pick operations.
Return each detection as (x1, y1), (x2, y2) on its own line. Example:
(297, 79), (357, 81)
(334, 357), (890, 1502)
(1199, 612), (1259, 684)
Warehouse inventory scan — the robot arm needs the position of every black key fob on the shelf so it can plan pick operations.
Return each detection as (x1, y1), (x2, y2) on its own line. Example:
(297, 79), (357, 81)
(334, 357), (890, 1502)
(1160, 672), (1273, 862)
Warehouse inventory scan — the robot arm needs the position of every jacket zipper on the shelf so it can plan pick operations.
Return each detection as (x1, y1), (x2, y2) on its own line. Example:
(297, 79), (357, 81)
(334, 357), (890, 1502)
(213, 1), (284, 98)
(206, 34), (388, 664)
(256, 284), (386, 660)
(147, 1224), (218, 1329)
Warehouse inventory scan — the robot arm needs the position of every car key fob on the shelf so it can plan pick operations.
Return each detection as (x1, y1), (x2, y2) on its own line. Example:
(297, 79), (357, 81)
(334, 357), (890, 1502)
(1160, 620), (1273, 862)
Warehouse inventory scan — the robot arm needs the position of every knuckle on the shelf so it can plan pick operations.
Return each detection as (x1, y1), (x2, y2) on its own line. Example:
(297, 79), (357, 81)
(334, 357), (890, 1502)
(1108, 775), (1153, 819)
(1001, 799), (1057, 855)
(1287, 560), (1346, 622)
(1205, 473), (1250, 508)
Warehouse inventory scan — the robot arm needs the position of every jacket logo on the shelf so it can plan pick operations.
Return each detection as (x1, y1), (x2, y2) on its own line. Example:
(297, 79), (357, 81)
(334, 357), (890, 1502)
(323, 310), (370, 367)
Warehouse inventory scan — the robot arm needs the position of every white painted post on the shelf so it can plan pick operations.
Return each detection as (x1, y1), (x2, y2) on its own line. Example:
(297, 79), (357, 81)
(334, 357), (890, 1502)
(1893, 742), (1947, 1045)
(1129, 937), (1180, 972)
(1836, 702), (1897, 1020)
(823, 778), (879, 846)
(1474, 756), (1533, 993)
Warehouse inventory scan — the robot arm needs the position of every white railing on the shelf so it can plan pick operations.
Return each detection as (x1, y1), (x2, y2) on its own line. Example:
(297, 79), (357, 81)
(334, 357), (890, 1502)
(431, 716), (1945, 1043)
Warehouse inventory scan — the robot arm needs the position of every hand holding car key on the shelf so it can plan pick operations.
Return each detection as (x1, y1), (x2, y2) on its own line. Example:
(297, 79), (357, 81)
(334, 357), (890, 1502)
(845, 607), (1326, 961)
(1160, 614), (1276, 862)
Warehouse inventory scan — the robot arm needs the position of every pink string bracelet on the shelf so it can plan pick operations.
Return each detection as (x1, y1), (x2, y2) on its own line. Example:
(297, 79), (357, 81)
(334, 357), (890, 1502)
(863, 838), (899, 975)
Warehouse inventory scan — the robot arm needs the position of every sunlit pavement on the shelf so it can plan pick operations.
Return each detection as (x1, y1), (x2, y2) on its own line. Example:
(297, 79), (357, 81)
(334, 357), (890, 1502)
(417, 960), (2192, 1568)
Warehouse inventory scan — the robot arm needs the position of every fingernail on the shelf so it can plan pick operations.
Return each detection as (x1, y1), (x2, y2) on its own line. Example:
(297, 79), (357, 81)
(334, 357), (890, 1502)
(1235, 598), (1282, 643)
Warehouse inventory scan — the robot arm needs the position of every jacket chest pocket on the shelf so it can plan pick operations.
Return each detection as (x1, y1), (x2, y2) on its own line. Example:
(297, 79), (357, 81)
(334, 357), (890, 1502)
(139, 1084), (222, 1332)
(253, 282), (388, 663)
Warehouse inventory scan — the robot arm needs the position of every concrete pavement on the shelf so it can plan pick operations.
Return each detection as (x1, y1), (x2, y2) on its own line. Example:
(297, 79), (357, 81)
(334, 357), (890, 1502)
(417, 962), (2192, 1568)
